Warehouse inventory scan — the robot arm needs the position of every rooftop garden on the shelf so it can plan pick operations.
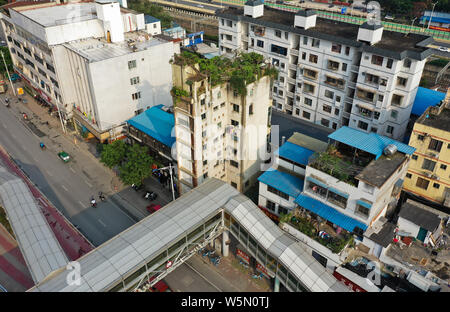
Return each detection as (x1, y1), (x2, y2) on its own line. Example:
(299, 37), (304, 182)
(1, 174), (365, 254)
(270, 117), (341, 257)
(308, 145), (370, 187)
(280, 211), (354, 254)
(173, 51), (278, 96)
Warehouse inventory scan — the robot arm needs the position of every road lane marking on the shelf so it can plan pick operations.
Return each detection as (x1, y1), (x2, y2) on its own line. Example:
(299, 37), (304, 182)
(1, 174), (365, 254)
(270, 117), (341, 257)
(46, 170), (53, 177)
(69, 167), (76, 173)
(78, 201), (85, 208)
(84, 180), (92, 187)
(98, 219), (106, 227)
(61, 185), (68, 192)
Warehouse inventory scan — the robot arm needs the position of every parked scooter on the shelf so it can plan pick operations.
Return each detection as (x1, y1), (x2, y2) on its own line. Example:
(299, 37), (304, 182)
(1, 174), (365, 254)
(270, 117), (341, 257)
(98, 191), (106, 202)
(90, 197), (97, 208)
(131, 183), (143, 192)
(143, 191), (157, 201)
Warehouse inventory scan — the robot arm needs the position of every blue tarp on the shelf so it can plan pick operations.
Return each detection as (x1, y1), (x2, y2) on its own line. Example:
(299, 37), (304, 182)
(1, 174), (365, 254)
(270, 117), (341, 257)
(258, 169), (304, 199)
(127, 105), (175, 148)
(328, 126), (415, 160)
(275, 141), (315, 167)
(411, 87), (446, 117)
(295, 194), (368, 233)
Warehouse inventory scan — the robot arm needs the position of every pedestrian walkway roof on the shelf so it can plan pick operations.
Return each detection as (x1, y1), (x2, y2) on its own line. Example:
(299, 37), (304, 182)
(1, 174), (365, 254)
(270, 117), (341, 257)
(328, 126), (415, 160)
(275, 141), (315, 167)
(295, 194), (368, 233)
(30, 179), (346, 292)
(0, 167), (68, 284)
(411, 87), (446, 117)
(258, 169), (304, 198)
(126, 105), (175, 148)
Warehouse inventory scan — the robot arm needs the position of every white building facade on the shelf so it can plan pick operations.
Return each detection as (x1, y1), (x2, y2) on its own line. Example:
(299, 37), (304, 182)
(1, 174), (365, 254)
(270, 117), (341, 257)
(217, 4), (433, 140)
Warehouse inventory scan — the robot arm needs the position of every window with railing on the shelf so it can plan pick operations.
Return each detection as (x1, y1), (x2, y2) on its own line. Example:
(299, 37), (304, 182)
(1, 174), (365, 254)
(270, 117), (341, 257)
(356, 88), (375, 102)
(327, 191), (347, 208)
(325, 76), (345, 89)
(428, 139), (443, 152)
(307, 181), (327, 198)
(391, 94), (403, 106)
(309, 54), (318, 64)
(303, 83), (315, 94)
(331, 43), (342, 53)
(355, 204), (370, 218)
(327, 60), (339, 71)
(303, 68), (317, 80)
(365, 73), (379, 85)
(371, 55), (383, 66)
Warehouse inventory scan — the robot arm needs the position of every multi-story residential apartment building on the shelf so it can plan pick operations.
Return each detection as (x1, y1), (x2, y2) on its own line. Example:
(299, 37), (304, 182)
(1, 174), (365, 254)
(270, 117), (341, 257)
(403, 88), (450, 207)
(217, 2), (433, 140)
(0, 0), (174, 141)
(171, 52), (273, 194)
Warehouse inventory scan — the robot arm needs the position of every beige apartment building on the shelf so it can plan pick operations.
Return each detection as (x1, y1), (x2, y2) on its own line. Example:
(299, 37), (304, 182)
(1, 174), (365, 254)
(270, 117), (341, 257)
(172, 52), (274, 194)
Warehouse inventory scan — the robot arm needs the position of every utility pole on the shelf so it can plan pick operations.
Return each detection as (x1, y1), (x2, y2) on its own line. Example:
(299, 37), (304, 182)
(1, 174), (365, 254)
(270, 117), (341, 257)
(1, 51), (16, 96)
(427, 1), (438, 29)
(55, 100), (66, 134)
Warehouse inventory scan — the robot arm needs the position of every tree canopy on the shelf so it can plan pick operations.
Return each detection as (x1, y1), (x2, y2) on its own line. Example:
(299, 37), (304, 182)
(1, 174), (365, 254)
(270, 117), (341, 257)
(119, 144), (154, 186)
(100, 140), (128, 168)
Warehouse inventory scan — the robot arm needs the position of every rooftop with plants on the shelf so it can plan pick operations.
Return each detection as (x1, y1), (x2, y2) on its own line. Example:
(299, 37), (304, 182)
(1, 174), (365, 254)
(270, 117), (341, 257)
(173, 51), (278, 96)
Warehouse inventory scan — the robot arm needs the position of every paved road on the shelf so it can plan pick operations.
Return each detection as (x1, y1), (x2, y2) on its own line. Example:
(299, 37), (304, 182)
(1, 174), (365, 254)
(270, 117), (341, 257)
(0, 98), (135, 247)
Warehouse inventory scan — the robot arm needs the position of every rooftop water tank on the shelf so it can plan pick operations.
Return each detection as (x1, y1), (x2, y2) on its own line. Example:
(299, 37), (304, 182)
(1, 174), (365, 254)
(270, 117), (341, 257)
(383, 144), (398, 156)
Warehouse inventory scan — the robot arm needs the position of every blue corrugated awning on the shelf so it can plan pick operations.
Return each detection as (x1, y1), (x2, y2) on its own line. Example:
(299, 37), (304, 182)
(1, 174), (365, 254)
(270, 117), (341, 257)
(126, 105), (175, 148)
(306, 176), (328, 189)
(295, 194), (368, 233)
(328, 187), (349, 199)
(412, 87), (446, 117)
(275, 141), (315, 167)
(328, 126), (416, 160)
(258, 169), (304, 198)
(420, 16), (450, 24)
(356, 199), (372, 210)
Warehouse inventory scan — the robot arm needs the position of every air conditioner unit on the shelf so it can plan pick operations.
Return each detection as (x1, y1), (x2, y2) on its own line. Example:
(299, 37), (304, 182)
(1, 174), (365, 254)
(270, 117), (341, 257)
(423, 171), (432, 178)
(431, 174), (440, 181)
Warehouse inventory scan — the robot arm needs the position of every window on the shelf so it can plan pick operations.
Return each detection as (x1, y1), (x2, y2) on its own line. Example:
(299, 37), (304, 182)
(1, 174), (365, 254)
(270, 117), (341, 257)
(278, 206), (289, 215)
(370, 127), (377, 133)
(440, 164), (447, 170)
(412, 155), (418, 160)
(231, 182), (237, 189)
(309, 54), (318, 64)
(131, 92), (141, 100)
(302, 111), (310, 119)
(231, 119), (239, 127)
(386, 58), (393, 69)
(303, 83), (315, 94)
(378, 95), (384, 102)
(232, 104), (239, 113)
(331, 43), (341, 53)
(391, 110), (398, 120)
(202, 130), (207, 138)
(233, 90), (239, 97)
(358, 120), (368, 131)
(327, 60), (339, 70)
(422, 159), (436, 172)
(324, 90), (334, 99)
(406, 173), (412, 179)
(403, 58), (411, 68)
(271, 44), (288, 56)
(46, 63), (55, 73)
(328, 191), (348, 208)
(249, 104), (253, 115)
(304, 97), (312, 106)
(301, 52), (306, 60)
(230, 160), (239, 168)
(217, 122), (222, 128)
(323, 104), (332, 113)
(342, 63), (347, 71)
(365, 73), (379, 84)
(321, 118), (330, 127)
(295, 108), (300, 115)
(416, 177), (429, 190)
(303, 36), (308, 45)
(418, 134), (425, 141)
(336, 96), (341, 103)
(386, 125), (394, 135)
(371, 55), (383, 66)
(34, 54), (43, 65)
(355, 204), (370, 218)
(128, 60), (137, 69)
(267, 200), (276, 212)
(345, 46), (350, 55)
(227, 20), (232, 27)
(275, 30), (281, 38)
(267, 185), (289, 200)
(38, 68), (47, 78)
(428, 139), (443, 152)
(312, 38), (320, 47)
(284, 32), (288, 40)
(332, 122), (337, 130)
(433, 183), (440, 189)
(201, 113), (206, 120)
(200, 98), (205, 106)
(130, 76), (140, 85)
(334, 108), (340, 116)
(257, 40), (264, 48)
(397, 77), (407, 87)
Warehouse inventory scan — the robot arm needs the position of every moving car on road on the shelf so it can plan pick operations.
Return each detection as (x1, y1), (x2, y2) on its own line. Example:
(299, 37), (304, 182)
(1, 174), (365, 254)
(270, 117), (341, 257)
(57, 151), (70, 162)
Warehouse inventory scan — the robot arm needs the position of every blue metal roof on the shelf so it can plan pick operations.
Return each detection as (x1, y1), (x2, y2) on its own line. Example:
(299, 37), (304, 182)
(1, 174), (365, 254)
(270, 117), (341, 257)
(126, 105), (175, 148)
(258, 169), (304, 199)
(420, 16), (450, 24)
(144, 15), (160, 24)
(412, 87), (446, 117)
(275, 141), (315, 167)
(295, 194), (368, 233)
(328, 126), (415, 160)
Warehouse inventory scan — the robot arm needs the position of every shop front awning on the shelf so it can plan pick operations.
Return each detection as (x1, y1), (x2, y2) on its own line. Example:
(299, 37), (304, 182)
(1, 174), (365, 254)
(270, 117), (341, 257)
(295, 194), (368, 233)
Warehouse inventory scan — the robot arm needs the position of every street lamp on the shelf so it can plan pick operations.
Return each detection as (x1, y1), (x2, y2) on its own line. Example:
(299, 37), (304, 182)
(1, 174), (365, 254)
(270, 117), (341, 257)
(153, 163), (176, 201)
(411, 16), (417, 28)
(427, 1), (438, 29)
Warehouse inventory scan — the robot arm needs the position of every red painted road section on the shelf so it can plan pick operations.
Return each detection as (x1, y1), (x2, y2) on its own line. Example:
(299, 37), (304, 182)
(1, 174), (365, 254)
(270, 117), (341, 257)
(0, 146), (94, 262)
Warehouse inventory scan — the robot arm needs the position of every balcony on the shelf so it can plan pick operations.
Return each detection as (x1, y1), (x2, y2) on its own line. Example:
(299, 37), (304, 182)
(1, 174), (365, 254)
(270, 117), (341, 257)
(280, 210), (354, 254)
(290, 48), (299, 56)
(308, 145), (372, 187)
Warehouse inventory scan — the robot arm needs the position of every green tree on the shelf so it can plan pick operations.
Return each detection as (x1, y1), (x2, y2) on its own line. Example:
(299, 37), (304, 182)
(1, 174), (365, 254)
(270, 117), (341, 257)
(100, 140), (128, 168)
(120, 144), (153, 186)
(0, 47), (13, 78)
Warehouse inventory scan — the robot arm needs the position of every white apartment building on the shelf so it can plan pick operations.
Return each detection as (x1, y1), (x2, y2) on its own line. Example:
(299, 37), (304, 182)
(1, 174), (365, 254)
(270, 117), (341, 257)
(0, 0), (174, 141)
(217, 2), (433, 140)
(172, 53), (272, 194)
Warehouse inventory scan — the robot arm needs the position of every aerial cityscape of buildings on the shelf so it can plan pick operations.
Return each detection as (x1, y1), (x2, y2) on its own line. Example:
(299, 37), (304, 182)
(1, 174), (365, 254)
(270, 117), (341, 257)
(0, 0), (448, 297)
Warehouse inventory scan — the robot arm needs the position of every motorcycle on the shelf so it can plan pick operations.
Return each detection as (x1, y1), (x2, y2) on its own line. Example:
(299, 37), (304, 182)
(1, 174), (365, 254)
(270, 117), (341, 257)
(39, 142), (46, 150)
(98, 192), (106, 202)
(143, 191), (157, 201)
(90, 197), (97, 208)
(131, 183), (143, 192)
(22, 113), (28, 120)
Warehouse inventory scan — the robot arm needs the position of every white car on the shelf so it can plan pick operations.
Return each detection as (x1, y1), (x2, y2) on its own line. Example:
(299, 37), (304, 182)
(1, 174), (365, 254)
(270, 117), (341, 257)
(438, 47), (449, 52)
(196, 4), (204, 7)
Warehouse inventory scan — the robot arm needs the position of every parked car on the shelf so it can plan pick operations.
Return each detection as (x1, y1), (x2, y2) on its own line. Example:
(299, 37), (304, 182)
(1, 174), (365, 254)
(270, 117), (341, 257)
(146, 203), (162, 214)
(57, 151), (70, 162)
(438, 46), (449, 52)
(148, 276), (171, 292)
